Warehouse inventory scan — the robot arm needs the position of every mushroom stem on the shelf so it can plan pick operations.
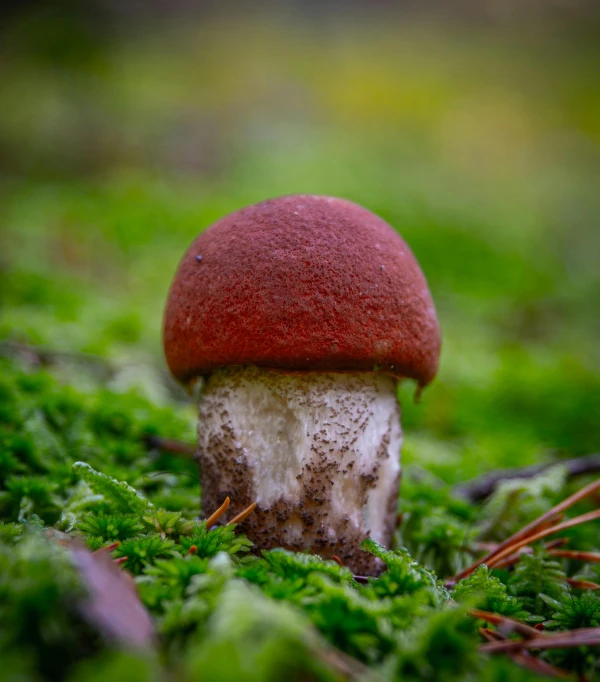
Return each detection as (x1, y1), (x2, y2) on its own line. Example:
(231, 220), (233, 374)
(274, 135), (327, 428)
(197, 365), (402, 575)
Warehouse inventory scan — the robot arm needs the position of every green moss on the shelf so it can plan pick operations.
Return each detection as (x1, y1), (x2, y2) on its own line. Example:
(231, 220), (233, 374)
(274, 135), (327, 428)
(1, 15), (600, 679)
(1, 241), (599, 680)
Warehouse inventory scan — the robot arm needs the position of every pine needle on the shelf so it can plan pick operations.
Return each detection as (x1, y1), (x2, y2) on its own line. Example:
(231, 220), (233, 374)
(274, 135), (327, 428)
(486, 509), (600, 569)
(227, 502), (257, 525)
(480, 627), (600, 653)
(449, 479), (600, 585)
(93, 542), (120, 554)
(205, 497), (230, 528)
(468, 609), (539, 639)
(479, 628), (570, 678)
(564, 577), (600, 590)
(550, 550), (600, 562)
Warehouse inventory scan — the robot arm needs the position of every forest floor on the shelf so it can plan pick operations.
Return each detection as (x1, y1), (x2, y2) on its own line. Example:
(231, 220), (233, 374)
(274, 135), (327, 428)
(1, 14), (600, 681)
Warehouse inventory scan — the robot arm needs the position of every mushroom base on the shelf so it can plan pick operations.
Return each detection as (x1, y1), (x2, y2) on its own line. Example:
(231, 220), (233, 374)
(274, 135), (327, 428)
(197, 366), (402, 575)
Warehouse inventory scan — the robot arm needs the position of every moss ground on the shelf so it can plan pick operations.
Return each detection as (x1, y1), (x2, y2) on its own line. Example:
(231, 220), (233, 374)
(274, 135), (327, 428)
(1, 12), (599, 681)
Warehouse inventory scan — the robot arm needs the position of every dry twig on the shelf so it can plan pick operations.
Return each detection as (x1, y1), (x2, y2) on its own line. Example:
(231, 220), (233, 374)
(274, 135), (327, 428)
(142, 434), (196, 458)
(455, 454), (600, 502)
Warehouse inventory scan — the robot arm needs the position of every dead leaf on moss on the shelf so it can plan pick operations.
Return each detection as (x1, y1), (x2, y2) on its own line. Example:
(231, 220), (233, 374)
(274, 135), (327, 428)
(69, 540), (155, 649)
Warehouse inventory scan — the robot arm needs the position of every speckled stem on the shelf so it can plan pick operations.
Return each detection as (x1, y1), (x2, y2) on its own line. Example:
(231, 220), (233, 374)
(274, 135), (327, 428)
(197, 366), (402, 575)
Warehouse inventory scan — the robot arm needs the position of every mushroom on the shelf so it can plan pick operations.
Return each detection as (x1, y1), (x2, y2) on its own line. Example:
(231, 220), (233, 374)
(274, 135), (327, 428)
(163, 195), (440, 574)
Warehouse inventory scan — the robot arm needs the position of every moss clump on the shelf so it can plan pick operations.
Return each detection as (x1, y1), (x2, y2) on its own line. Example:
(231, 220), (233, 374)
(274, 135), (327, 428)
(2, 357), (600, 681)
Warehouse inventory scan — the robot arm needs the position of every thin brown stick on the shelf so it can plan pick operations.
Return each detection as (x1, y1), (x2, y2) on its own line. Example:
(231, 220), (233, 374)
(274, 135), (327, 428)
(501, 655), (569, 678)
(93, 542), (120, 554)
(227, 502), (257, 525)
(492, 544), (575, 571)
(473, 537), (567, 557)
(490, 531), (572, 569)
(205, 497), (230, 527)
(480, 545), (599, 573)
(478, 629), (571, 679)
(142, 435), (196, 458)
(535, 513), (566, 534)
(565, 578), (600, 590)
(550, 550), (600, 563)
(483, 631), (570, 678)
(493, 537), (572, 569)
(449, 479), (600, 585)
(480, 627), (600, 653)
(486, 509), (600, 569)
(491, 550), (531, 570)
(352, 575), (370, 585)
(468, 609), (539, 639)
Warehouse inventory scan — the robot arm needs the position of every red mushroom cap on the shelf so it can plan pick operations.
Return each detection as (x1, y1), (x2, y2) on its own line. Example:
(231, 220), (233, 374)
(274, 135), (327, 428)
(164, 195), (440, 387)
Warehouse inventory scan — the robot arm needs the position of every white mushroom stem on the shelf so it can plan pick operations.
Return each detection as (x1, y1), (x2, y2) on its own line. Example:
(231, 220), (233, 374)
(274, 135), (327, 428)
(197, 365), (402, 574)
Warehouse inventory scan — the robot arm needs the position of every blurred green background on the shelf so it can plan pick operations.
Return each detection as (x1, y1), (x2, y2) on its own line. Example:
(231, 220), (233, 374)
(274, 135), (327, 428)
(1, 2), (599, 485)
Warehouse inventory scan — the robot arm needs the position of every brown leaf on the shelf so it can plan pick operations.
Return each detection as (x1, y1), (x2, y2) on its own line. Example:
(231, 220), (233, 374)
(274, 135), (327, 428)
(69, 541), (155, 649)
